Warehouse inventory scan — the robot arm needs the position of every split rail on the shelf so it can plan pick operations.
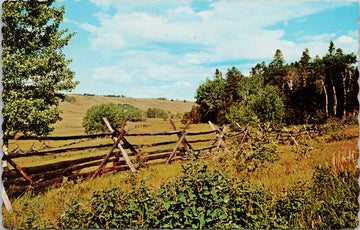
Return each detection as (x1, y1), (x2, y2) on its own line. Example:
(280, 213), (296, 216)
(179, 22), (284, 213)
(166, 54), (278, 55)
(2, 120), (323, 199)
(2, 119), (226, 198)
(230, 122), (322, 146)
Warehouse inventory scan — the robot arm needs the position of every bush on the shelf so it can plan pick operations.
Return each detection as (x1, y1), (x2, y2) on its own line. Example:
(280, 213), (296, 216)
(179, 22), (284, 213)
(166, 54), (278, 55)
(310, 166), (359, 229)
(58, 163), (270, 229)
(217, 131), (279, 174)
(181, 105), (201, 124)
(118, 104), (146, 122)
(146, 108), (167, 119)
(57, 163), (359, 229)
(82, 103), (125, 134)
(64, 95), (76, 104)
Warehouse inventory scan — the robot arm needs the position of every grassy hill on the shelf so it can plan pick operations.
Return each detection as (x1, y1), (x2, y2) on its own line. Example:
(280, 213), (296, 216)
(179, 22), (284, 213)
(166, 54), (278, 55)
(53, 94), (195, 135)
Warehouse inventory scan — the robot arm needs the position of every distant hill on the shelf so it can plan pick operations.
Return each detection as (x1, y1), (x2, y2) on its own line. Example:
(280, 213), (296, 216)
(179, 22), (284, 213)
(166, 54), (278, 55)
(53, 94), (195, 135)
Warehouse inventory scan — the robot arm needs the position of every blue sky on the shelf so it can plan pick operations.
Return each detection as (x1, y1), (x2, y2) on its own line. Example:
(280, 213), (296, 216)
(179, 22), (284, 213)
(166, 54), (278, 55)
(55, 0), (359, 101)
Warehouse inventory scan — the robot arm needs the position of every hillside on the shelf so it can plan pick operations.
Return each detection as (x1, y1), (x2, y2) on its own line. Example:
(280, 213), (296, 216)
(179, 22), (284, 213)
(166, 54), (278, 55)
(53, 94), (195, 135)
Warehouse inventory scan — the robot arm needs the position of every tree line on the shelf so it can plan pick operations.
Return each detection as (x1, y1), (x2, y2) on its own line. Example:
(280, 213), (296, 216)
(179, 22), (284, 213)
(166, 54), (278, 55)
(187, 42), (358, 126)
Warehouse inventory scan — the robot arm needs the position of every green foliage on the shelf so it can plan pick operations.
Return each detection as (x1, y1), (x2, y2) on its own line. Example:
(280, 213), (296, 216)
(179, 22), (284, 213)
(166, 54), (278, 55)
(103, 94), (126, 98)
(271, 166), (359, 229)
(226, 101), (260, 126)
(118, 104), (146, 122)
(64, 95), (76, 104)
(195, 42), (357, 125)
(82, 103), (125, 134)
(218, 131), (279, 174)
(146, 108), (167, 119)
(58, 163), (269, 229)
(181, 105), (202, 124)
(310, 166), (359, 229)
(2, 0), (78, 136)
(195, 69), (226, 123)
(58, 161), (359, 229)
(155, 163), (269, 229)
(226, 86), (284, 126)
(251, 86), (285, 123)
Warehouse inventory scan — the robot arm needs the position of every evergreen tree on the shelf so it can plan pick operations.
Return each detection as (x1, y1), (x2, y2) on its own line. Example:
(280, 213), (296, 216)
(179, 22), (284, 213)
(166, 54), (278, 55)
(264, 49), (287, 88)
(224, 67), (244, 110)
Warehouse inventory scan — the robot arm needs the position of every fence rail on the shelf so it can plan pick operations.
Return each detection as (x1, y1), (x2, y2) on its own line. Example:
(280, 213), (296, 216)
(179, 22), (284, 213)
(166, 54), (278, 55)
(2, 119), (327, 199)
(2, 119), (225, 198)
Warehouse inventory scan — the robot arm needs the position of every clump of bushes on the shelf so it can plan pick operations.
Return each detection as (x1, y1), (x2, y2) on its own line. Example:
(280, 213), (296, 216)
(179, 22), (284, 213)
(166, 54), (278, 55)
(216, 131), (279, 174)
(181, 105), (201, 124)
(118, 104), (146, 122)
(58, 163), (270, 229)
(63, 95), (76, 103)
(146, 108), (167, 119)
(82, 103), (125, 134)
(58, 162), (359, 229)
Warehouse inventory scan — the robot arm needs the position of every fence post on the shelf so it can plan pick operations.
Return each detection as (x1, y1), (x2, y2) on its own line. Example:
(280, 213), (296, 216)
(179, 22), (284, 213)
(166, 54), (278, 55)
(217, 125), (226, 149)
(169, 119), (193, 151)
(239, 125), (250, 146)
(3, 155), (37, 187)
(208, 121), (230, 152)
(91, 119), (129, 179)
(166, 131), (188, 164)
(102, 118), (136, 173)
(2, 143), (12, 212)
(283, 126), (299, 146)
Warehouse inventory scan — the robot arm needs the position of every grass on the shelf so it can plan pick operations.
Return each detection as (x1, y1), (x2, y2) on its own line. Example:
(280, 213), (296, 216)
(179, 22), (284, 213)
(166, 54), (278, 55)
(52, 94), (195, 135)
(3, 127), (358, 228)
(2, 94), (359, 228)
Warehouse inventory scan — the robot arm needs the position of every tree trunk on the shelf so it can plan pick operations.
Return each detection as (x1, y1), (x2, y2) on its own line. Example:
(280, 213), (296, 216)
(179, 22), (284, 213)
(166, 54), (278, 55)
(332, 85), (337, 116)
(321, 79), (329, 117)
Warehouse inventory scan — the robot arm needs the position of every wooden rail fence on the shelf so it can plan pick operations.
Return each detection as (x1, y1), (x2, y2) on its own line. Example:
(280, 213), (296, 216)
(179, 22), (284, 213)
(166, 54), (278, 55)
(2, 120), (324, 201)
(2, 119), (225, 198)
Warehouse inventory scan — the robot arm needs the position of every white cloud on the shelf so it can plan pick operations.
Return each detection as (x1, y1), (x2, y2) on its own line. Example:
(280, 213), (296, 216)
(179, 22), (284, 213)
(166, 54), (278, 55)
(79, 1), (348, 63)
(92, 65), (132, 83)
(335, 35), (356, 44)
(126, 81), (194, 100)
(347, 30), (359, 38)
(298, 33), (337, 42)
(334, 35), (358, 54)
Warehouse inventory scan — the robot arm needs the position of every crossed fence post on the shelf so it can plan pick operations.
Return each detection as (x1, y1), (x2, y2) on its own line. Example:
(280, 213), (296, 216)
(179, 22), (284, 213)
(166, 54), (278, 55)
(166, 120), (191, 164)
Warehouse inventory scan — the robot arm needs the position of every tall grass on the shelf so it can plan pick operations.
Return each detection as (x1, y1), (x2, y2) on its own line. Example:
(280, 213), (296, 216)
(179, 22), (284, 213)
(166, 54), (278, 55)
(3, 114), (358, 228)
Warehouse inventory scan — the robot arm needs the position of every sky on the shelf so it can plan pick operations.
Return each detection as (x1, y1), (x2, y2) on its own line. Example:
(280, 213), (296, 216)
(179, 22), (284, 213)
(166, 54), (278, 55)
(55, 0), (359, 101)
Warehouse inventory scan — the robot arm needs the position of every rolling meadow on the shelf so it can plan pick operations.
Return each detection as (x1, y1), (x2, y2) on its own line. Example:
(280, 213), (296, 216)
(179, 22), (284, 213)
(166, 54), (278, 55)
(2, 94), (359, 229)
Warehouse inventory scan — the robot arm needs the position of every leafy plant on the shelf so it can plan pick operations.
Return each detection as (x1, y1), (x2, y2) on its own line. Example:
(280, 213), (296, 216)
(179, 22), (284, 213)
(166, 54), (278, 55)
(217, 131), (279, 174)
(118, 104), (147, 122)
(291, 138), (314, 160)
(146, 108), (168, 119)
(82, 103), (125, 134)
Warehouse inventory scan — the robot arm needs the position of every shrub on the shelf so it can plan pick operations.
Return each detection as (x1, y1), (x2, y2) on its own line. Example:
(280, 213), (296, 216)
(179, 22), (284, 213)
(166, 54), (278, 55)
(58, 163), (270, 229)
(64, 95), (76, 103)
(217, 131), (279, 174)
(181, 105), (201, 124)
(82, 103), (125, 134)
(57, 163), (359, 229)
(118, 104), (146, 122)
(310, 165), (359, 229)
(146, 108), (167, 119)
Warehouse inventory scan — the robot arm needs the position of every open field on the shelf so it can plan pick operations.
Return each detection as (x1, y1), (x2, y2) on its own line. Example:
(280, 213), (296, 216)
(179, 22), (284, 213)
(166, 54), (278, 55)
(3, 123), (358, 228)
(53, 94), (195, 135)
(2, 95), (359, 229)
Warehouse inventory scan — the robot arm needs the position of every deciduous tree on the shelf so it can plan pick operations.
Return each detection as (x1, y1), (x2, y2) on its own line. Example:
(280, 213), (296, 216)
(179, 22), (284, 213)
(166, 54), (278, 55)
(2, 0), (78, 136)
